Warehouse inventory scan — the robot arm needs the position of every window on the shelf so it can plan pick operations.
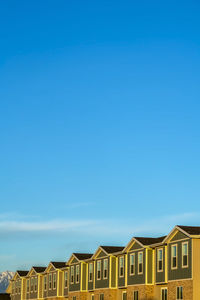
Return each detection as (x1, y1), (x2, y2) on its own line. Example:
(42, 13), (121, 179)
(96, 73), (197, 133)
(133, 291), (138, 300)
(12, 282), (15, 294)
(157, 248), (163, 272)
(99, 294), (104, 300)
(53, 273), (56, 289)
(97, 260), (101, 280)
(182, 242), (188, 267)
(119, 256), (124, 277)
(161, 288), (167, 300)
(18, 280), (21, 293)
(34, 277), (37, 292)
(177, 287), (183, 300)
(138, 252), (143, 274)
(76, 265), (80, 283)
(73, 296), (76, 300)
(130, 253), (135, 275)
(27, 279), (29, 293)
(71, 266), (74, 284)
(171, 245), (177, 269)
(31, 278), (34, 292)
(103, 259), (108, 279)
(89, 263), (93, 281)
(64, 271), (68, 288)
(44, 276), (47, 291)
(91, 294), (94, 300)
(49, 274), (52, 289)
(15, 281), (17, 294)
(122, 292), (127, 300)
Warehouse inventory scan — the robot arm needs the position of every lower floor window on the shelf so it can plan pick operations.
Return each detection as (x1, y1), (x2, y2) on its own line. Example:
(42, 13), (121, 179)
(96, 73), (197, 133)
(177, 287), (183, 300)
(122, 292), (127, 300)
(91, 294), (94, 300)
(133, 291), (138, 300)
(100, 294), (104, 300)
(161, 288), (167, 300)
(73, 297), (76, 300)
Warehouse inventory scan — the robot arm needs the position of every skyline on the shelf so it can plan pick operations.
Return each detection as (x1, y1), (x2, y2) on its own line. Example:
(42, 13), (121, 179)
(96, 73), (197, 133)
(1, 0), (200, 271)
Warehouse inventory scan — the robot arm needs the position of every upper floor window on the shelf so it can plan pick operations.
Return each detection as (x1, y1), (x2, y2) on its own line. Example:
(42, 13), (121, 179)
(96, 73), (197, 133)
(31, 278), (34, 292)
(97, 260), (101, 280)
(130, 253), (135, 275)
(138, 252), (143, 274)
(44, 276), (47, 291)
(182, 242), (188, 268)
(34, 277), (37, 292)
(53, 273), (56, 289)
(171, 244), (177, 269)
(161, 288), (167, 300)
(71, 266), (74, 284)
(76, 265), (80, 283)
(133, 291), (138, 300)
(18, 280), (21, 293)
(177, 286), (183, 300)
(27, 279), (30, 293)
(103, 259), (108, 279)
(49, 274), (52, 289)
(64, 271), (68, 288)
(15, 281), (17, 294)
(119, 256), (124, 277)
(89, 263), (93, 281)
(157, 248), (163, 272)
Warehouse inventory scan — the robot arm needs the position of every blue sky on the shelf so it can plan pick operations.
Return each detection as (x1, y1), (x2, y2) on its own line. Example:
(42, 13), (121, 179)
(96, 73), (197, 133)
(0, 0), (200, 271)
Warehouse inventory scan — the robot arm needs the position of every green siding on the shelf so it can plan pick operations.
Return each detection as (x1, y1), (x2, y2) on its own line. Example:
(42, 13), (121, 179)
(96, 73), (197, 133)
(147, 249), (152, 284)
(69, 262), (81, 292)
(127, 249), (145, 285)
(111, 257), (116, 288)
(118, 255), (126, 287)
(88, 261), (94, 291)
(129, 242), (143, 251)
(95, 258), (109, 289)
(71, 257), (79, 264)
(82, 263), (87, 291)
(155, 247), (166, 283)
(168, 239), (192, 281)
(96, 250), (107, 258)
(171, 230), (188, 242)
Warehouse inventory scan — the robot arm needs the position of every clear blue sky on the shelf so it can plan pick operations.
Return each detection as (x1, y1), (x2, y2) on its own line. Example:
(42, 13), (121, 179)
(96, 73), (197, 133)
(0, 0), (200, 271)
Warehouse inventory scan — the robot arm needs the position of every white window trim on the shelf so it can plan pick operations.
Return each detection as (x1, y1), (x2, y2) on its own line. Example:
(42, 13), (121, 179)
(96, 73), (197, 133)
(76, 265), (80, 283)
(122, 291), (127, 300)
(133, 290), (139, 300)
(44, 276), (47, 291)
(157, 248), (163, 272)
(103, 258), (108, 279)
(176, 286), (183, 300)
(34, 277), (37, 292)
(97, 260), (101, 280)
(64, 271), (68, 288)
(130, 253), (135, 275)
(171, 244), (178, 270)
(53, 273), (57, 290)
(119, 256), (124, 278)
(138, 251), (143, 275)
(182, 241), (188, 268)
(71, 266), (74, 284)
(89, 263), (93, 282)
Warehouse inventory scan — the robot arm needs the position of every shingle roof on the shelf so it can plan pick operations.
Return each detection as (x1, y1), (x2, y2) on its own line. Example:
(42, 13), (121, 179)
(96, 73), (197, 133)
(178, 225), (200, 235)
(32, 267), (46, 273)
(51, 262), (66, 268)
(100, 246), (125, 253)
(73, 253), (93, 260)
(17, 271), (29, 277)
(135, 236), (166, 246)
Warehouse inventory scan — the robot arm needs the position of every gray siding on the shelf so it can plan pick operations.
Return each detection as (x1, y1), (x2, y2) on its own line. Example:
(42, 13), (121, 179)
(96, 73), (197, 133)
(111, 257), (116, 288)
(127, 249), (145, 285)
(88, 262), (94, 291)
(147, 249), (153, 284)
(69, 263), (81, 292)
(155, 246), (166, 283)
(95, 258), (109, 289)
(168, 239), (192, 281)
(118, 255), (126, 287)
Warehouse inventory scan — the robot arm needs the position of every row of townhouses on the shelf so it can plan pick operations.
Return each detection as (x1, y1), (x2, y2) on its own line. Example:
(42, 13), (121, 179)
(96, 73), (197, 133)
(7, 225), (200, 300)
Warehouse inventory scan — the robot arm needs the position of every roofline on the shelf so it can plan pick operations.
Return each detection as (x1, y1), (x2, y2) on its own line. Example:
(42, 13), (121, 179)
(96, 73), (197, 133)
(163, 225), (191, 243)
(123, 237), (144, 252)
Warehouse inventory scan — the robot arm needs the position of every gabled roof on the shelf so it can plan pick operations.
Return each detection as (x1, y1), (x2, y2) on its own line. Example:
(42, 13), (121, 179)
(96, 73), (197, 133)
(100, 246), (125, 254)
(51, 262), (67, 269)
(67, 253), (93, 264)
(32, 267), (46, 273)
(123, 235), (166, 252)
(177, 225), (200, 235)
(17, 270), (29, 277)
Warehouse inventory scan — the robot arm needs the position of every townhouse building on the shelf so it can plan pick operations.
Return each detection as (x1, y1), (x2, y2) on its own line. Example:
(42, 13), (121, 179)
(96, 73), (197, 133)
(7, 225), (200, 300)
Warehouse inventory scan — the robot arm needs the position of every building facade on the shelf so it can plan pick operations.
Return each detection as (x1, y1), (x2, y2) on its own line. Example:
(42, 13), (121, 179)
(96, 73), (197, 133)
(7, 225), (200, 300)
